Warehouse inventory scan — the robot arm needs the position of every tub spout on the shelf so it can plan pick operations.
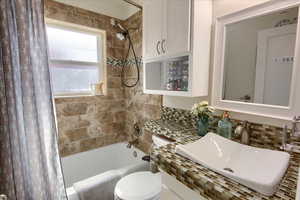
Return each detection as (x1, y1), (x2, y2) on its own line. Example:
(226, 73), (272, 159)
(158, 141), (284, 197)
(142, 155), (150, 162)
(127, 138), (139, 148)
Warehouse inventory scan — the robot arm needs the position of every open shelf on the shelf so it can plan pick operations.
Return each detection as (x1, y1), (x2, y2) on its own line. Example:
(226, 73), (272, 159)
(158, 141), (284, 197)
(144, 55), (190, 95)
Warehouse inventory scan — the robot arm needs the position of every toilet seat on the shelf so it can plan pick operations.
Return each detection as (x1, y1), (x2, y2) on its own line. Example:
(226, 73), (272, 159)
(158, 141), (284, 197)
(115, 171), (161, 200)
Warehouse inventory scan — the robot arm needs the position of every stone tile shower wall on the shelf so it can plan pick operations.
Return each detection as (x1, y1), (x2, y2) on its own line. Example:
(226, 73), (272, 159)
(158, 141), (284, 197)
(45, 1), (162, 156)
(123, 12), (162, 153)
(45, 0), (128, 157)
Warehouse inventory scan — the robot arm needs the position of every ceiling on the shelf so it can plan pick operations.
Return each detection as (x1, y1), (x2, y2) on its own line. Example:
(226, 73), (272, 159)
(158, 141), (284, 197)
(54, 0), (143, 20)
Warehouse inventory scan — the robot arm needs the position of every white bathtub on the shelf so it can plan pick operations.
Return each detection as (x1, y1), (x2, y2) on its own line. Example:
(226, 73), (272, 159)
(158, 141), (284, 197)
(61, 142), (147, 199)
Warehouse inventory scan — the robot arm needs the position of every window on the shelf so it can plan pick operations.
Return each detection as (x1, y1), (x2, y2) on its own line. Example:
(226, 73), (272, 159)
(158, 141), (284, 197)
(46, 20), (106, 96)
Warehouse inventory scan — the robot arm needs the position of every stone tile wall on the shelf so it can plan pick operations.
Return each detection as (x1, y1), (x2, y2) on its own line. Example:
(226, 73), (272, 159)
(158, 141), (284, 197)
(45, 1), (162, 156)
(45, 0), (128, 156)
(123, 12), (162, 153)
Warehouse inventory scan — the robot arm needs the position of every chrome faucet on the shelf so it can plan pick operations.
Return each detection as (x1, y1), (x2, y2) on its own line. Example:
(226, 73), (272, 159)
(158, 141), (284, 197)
(281, 125), (290, 151)
(127, 123), (141, 148)
(234, 121), (251, 145)
(281, 116), (300, 151)
(292, 116), (300, 136)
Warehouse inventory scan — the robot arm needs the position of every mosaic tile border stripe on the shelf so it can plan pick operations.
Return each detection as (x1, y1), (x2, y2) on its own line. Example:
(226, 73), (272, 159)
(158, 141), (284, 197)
(107, 57), (142, 67)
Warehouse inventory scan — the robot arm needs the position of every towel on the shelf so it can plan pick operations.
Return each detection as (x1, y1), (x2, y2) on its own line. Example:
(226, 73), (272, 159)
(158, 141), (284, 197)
(73, 162), (149, 200)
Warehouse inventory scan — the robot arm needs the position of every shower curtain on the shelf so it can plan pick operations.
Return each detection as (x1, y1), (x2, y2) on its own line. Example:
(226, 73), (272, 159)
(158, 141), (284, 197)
(0, 0), (67, 199)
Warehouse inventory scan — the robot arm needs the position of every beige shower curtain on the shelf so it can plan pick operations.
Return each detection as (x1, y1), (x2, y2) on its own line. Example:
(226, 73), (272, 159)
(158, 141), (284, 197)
(0, 0), (67, 199)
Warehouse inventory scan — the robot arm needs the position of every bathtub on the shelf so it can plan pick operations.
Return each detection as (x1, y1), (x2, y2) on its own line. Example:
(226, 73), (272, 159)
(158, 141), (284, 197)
(61, 142), (147, 200)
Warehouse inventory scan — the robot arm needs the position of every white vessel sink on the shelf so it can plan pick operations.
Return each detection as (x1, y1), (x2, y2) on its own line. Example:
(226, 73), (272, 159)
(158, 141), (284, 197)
(175, 132), (290, 196)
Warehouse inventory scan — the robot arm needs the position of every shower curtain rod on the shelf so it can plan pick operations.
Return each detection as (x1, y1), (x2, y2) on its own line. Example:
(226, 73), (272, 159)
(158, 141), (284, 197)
(122, 0), (143, 10)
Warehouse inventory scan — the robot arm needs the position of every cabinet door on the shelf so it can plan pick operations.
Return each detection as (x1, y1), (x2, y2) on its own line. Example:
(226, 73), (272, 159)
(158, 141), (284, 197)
(164, 0), (191, 56)
(143, 0), (164, 59)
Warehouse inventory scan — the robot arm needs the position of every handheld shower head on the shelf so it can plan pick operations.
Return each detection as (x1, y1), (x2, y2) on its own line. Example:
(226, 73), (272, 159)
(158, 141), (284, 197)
(111, 20), (140, 87)
(111, 21), (128, 40)
(116, 32), (126, 41)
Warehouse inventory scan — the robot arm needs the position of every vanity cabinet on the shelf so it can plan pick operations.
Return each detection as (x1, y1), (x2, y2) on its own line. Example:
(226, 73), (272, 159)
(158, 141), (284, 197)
(161, 171), (206, 200)
(143, 0), (212, 97)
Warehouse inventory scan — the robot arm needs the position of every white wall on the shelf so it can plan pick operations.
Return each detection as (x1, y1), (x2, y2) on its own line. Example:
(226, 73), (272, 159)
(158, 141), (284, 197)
(54, 0), (140, 20)
(163, 0), (292, 127)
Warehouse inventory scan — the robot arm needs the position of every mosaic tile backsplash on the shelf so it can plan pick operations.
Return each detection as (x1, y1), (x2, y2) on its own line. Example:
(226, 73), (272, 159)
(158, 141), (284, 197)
(160, 106), (299, 149)
(145, 107), (300, 200)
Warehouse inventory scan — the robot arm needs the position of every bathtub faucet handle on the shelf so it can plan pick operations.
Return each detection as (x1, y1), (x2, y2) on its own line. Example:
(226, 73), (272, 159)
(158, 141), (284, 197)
(127, 138), (139, 148)
(134, 123), (141, 136)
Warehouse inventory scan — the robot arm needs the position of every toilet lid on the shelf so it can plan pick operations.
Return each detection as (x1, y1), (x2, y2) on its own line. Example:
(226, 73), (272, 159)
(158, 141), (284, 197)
(115, 172), (161, 200)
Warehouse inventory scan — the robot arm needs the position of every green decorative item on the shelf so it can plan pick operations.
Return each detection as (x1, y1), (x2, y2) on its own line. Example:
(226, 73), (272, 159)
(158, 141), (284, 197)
(217, 111), (233, 139)
(197, 117), (209, 136)
(191, 101), (215, 136)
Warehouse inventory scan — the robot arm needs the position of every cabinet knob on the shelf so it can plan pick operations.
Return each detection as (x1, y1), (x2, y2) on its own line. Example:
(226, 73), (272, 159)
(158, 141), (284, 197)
(161, 39), (166, 53)
(156, 41), (161, 55)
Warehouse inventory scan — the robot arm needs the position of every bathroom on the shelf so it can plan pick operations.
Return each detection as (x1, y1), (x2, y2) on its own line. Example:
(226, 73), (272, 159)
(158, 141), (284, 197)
(1, 0), (300, 200)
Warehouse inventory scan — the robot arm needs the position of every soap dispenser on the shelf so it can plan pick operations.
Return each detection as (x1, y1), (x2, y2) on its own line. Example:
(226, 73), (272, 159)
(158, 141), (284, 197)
(217, 111), (232, 139)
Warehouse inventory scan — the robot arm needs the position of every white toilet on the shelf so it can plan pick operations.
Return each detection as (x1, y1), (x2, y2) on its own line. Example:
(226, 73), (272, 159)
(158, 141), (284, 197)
(114, 135), (171, 200)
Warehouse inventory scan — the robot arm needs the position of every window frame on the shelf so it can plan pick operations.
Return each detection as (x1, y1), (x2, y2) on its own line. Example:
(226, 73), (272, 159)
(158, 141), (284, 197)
(45, 18), (107, 97)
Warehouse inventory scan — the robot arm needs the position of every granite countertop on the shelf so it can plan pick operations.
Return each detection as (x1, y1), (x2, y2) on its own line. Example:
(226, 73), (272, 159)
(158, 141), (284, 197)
(145, 119), (300, 200)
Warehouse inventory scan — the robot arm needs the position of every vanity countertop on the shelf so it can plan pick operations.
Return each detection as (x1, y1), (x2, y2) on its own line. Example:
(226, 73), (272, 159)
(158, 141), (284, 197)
(145, 119), (300, 200)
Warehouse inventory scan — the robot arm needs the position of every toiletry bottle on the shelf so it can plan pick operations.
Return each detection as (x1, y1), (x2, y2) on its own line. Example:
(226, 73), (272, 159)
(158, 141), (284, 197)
(217, 111), (232, 139)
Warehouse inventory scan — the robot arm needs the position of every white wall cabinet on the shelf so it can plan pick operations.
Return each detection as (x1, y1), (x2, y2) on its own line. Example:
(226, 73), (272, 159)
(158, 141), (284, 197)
(143, 0), (191, 59)
(143, 0), (163, 58)
(143, 0), (212, 97)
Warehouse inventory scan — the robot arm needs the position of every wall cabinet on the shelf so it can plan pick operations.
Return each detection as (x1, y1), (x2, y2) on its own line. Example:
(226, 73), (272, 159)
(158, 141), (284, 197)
(143, 0), (164, 59)
(143, 0), (191, 59)
(143, 0), (212, 97)
(164, 0), (191, 56)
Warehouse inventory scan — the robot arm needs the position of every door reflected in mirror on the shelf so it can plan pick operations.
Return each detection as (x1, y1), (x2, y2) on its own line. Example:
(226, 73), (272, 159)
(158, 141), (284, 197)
(223, 7), (298, 107)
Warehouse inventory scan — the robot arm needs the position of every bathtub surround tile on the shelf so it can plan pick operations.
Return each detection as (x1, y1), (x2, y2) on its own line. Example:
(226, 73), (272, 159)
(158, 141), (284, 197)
(106, 88), (124, 100)
(61, 103), (89, 116)
(46, 1), (162, 157)
(80, 138), (98, 152)
(57, 116), (95, 138)
(87, 126), (103, 138)
(45, 0), (127, 157)
(65, 128), (88, 142)
(95, 112), (115, 124)
(122, 11), (162, 153)
(145, 107), (300, 200)
(137, 130), (154, 153)
(60, 142), (81, 157)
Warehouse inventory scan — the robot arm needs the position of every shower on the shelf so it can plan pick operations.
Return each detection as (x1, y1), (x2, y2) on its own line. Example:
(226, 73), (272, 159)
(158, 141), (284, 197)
(112, 21), (140, 88)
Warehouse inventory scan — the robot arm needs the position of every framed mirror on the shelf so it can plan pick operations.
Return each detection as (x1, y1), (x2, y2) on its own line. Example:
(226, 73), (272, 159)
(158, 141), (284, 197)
(212, 0), (300, 120)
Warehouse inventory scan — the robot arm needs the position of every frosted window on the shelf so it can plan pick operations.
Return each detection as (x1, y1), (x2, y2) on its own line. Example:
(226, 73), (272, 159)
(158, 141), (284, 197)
(47, 26), (99, 62)
(46, 24), (103, 96)
(50, 63), (99, 95)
